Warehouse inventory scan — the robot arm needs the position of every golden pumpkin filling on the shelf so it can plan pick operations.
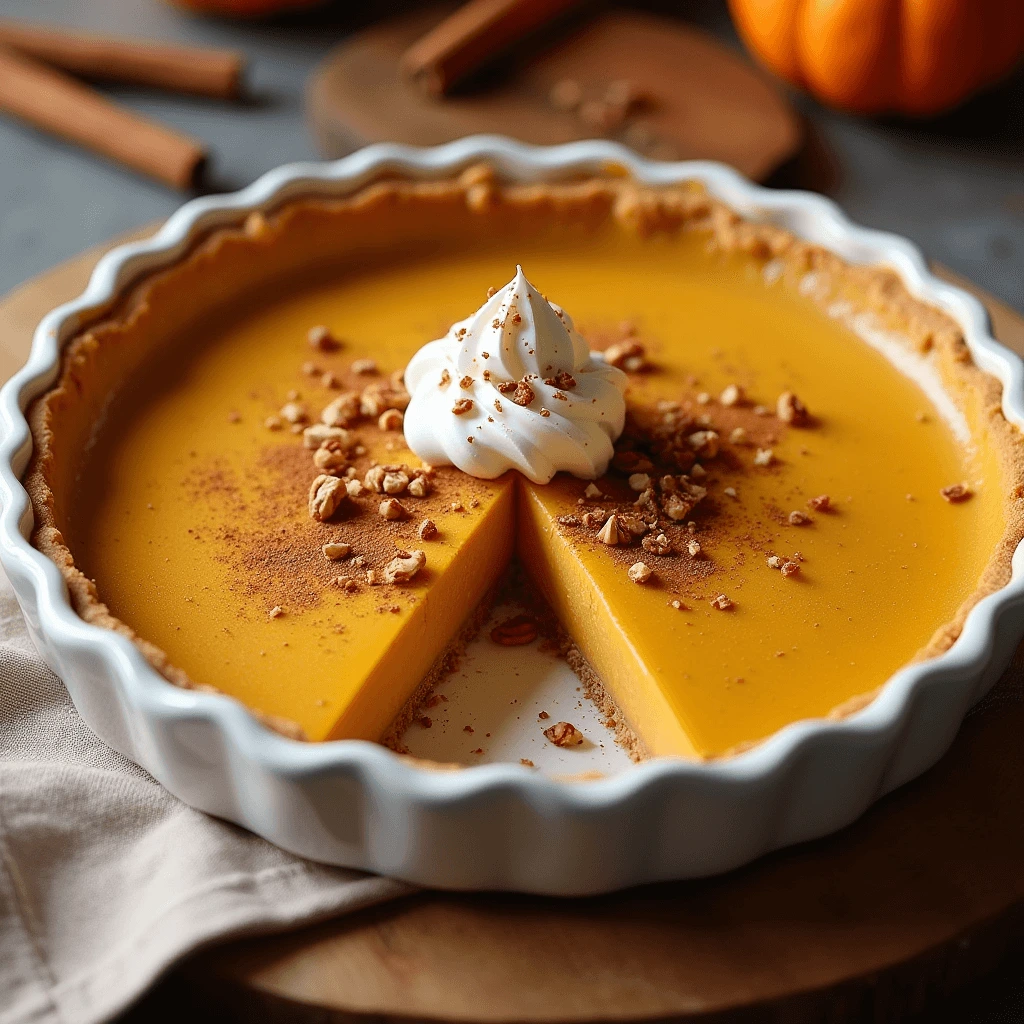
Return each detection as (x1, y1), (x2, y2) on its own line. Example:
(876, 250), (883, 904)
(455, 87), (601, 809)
(27, 173), (1023, 760)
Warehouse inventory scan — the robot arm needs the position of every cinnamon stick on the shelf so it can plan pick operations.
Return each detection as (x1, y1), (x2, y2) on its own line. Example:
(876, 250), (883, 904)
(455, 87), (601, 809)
(0, 45), (206, 190)
(0, 19), (244, 99)
(401, 0), (584, 97)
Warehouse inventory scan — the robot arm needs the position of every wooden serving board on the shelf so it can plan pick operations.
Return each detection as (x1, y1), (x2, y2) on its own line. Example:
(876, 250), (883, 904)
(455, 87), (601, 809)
(306, 6), (802, 182)
(3, 241), (1024, 1023)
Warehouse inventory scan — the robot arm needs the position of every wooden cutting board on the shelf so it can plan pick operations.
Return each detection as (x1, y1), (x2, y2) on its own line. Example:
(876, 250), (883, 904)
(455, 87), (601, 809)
(3, 242), (1023, 1023)
(306, 6), (802, 182)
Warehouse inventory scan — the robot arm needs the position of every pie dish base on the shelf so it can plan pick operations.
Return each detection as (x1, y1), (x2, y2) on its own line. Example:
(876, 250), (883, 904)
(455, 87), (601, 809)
(3, 138), (1024, 893)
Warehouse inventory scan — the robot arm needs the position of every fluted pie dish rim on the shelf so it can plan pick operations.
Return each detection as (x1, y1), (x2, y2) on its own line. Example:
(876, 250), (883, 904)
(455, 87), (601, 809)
(1, 136), (1023, 893)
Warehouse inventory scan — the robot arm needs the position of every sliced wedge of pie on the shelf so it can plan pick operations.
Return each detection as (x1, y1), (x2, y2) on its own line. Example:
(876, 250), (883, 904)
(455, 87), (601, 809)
(27, 168), (1024, 759)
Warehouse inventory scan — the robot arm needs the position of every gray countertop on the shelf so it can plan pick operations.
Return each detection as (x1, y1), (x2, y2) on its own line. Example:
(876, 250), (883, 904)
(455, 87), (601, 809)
(0, 0), (1021, 313)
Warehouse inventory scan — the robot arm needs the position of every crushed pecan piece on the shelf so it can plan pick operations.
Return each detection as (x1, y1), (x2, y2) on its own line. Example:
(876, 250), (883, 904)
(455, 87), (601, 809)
(407, 475), (431, 498)
(642, 532), (672, 556)
(688, 430), (720, 459)
(308, 325), (340, 351)
(777, 391), (809, 426)
(379, 497), (409, 521)
(941, 483), (973, 503)
(384, 549), (426, 584)
(710, 594), (734, 611)
(321, 392), (360, 427)
(322, 541), (352, 561)
(303, 424), (353, 450)
(788, 510), (811, 526)
(808, 494), (832, 512)
(418, 518), (438, 540)
(512, 380), (536, 407)
(351, 358), (377, 375)
(604, 340), (646, 372)
(720, 384), (745, 406)
(378, 408), (404, 431)
(627, 561), (652, 584)
(781, 560), (800, 577)
(452, 398), (474, 415)
(544, 721), (584, 747)
(490, 615), (539, 646)
(308, 475), (348, 522)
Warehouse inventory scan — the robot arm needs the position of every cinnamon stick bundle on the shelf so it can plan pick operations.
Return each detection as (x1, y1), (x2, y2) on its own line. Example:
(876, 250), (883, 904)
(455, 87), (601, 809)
(0, 45), (206, 190)
(0, 19), (244, 99)
(402, 0), (584, 97)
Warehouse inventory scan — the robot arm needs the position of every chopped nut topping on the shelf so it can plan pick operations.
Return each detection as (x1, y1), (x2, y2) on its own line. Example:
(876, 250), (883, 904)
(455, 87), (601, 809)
(366, 569), (382, 586)
(696, 392), (711, 405)
(687, 430), (720, 459)
(264, 415), (282, 431)
(418, 518), (438, 540)
(584, 482), (602, 499)
(491, 615), (539, 646)
(687, 539), (702, 558)
(808, 494), (832, 512)
(322, 542), (352, 561)
(303, 424), (352, 450)
(321, 371), (340, 389)
(628, 561), (652, 584)
(710, 594), (734, 611)
(383, 470), (410, 495)
(345, 479), (365, 497)
(941, 483), (973, 503)
(384, 549), (426, 584)
(512, 380), (536, 407)
(753, 404), (770, 416)
(379, 497), (409, 520)
(496, 380), (517, 395)
(351, 358), (377, 375)
(642, 532), (672, 556)
(724, 486), (738, 498)
(301, 360), (320, 376)
(777, 391), (809, 426)
(439, 369), (451, 387)
(268, 605), (284, 619)
(788, 510), (811, 526)
(308, 475), (348, 521)
(617, 513), (649, 537)
(753, 448), (774, 466)
(582, 508), (608, 529)
(544, 371), (577, 389)
(494, 398), (503, 413)
(662, 483), (707, 521)
(544, 721), (584, 747)
(452, 398), (474, 415)
(720, 384), (745, 406)
(597, 515), (624, 545)
(459, 375), (474, 389)
(308, 325), (340, 351)
(364, 465), (388, 492)
(730, 427), (748, 445)
(604, 340), (646, 372)
(408, 475), (431, 498)
(279, 401), (308, 424)
(690, 463), (706, 478)
(767, 555), (784, 569)
(378, 408), (404, 431)
(321, 392), (360, 427)
(628, 472), (651, 492)
(781, 560), (800, 577)
(520, 758), (535, 768)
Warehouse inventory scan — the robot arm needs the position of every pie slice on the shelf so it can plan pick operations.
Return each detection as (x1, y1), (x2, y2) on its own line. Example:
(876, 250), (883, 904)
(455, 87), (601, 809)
(27, 170), (1024, 758)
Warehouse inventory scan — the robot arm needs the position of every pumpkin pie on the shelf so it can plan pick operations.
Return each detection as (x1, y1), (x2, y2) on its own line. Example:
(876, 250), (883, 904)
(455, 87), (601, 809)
(26, 168), (1024, 760)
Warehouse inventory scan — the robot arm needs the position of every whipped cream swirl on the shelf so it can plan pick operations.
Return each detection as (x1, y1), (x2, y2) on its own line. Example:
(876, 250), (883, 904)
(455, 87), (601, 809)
(404, 267), (627, 484)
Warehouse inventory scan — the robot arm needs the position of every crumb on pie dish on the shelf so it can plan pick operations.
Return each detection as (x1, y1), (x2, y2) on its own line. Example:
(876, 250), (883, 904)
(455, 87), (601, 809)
(24, 163), (1024, 764)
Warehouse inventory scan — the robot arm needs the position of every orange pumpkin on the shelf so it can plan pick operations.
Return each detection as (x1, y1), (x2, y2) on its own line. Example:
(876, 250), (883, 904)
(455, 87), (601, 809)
(728, 0), (1024, 115)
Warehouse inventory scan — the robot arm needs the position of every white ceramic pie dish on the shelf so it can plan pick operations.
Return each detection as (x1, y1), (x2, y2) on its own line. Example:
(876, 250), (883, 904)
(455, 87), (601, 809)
(2, 137), (1023, 895)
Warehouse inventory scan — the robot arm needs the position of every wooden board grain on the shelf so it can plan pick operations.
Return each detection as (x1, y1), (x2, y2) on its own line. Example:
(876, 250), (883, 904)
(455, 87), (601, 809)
(3, 239), (1023, 1024)
(306, 6), (802, 182)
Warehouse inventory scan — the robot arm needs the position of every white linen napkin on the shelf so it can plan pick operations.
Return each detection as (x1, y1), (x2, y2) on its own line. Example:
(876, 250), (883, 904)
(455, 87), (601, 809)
(0, 569), (411, 1024)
